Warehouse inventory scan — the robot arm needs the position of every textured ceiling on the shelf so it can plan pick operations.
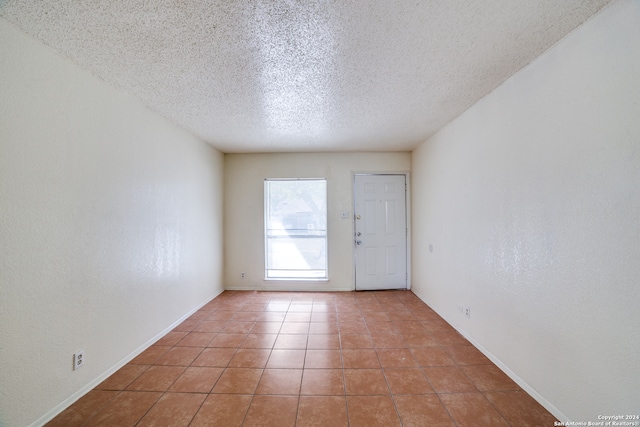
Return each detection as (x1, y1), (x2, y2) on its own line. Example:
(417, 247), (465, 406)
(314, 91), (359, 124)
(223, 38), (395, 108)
(1, 0), (612, 153)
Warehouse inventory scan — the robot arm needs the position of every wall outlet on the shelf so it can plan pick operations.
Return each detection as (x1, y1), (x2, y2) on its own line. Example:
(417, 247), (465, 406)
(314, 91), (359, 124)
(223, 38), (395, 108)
(464, 306), (471, 319)
(240, 272), (246, 279)
(73, 350), (84, 370)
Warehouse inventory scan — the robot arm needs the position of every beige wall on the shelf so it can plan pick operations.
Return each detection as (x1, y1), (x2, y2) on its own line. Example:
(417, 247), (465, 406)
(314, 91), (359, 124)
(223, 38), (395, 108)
(0, 20), (225, 427)
(224, 152), (410, 291)
(411, 0), (640, 422)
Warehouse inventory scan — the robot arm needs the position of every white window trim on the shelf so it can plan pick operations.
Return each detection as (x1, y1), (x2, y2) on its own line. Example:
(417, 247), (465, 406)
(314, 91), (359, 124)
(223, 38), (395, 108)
(264, 178), (328, 281)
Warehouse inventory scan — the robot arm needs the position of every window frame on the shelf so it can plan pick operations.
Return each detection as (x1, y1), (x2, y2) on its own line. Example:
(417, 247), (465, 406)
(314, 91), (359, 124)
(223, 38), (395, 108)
(264, 178), (328, 281)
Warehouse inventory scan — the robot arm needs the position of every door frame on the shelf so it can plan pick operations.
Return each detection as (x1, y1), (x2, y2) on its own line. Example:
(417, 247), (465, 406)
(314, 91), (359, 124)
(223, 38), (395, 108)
(352, 172), (411, 291)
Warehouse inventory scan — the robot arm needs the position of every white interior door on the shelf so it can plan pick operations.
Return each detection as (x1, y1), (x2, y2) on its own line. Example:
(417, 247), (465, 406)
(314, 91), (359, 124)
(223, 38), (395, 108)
(354, 174), (407, 290)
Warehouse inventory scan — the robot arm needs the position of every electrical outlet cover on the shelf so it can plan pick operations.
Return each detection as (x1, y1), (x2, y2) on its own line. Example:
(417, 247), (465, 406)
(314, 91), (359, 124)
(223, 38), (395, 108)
(74, 350), (84, 370)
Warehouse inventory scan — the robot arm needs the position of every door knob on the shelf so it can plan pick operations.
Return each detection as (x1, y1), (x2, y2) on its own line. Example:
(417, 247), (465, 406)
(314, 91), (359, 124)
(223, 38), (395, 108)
(356, 215), (361, 220)
(356, 240), (362, 245)
(356, 232), (361, 236)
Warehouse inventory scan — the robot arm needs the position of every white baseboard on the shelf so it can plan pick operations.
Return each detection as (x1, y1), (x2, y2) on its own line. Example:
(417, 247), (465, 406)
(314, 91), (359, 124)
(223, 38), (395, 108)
(30, 289), (224, 427)
(411, 290), (571, 423)
(226, 285), (355, 292)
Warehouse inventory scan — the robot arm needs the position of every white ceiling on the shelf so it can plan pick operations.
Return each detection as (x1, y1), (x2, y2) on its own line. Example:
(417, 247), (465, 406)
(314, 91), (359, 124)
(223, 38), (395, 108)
(1, 0), (612, 153)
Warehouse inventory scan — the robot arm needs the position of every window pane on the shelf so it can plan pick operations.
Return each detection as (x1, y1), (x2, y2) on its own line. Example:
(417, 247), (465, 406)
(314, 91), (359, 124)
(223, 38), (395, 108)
(265, 179), (327, 280)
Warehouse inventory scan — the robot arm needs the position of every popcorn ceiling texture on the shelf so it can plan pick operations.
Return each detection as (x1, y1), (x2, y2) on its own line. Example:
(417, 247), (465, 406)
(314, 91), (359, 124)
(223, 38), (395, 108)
(0, 0), (612, 152)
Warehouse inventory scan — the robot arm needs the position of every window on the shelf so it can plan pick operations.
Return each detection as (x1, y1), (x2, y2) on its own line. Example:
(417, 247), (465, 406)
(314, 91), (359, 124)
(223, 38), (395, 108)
(264, 178), (327, 280)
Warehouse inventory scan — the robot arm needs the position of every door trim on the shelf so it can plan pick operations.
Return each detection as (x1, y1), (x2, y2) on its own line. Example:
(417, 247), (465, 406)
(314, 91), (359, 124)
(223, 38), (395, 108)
(352, 172), (411, 291)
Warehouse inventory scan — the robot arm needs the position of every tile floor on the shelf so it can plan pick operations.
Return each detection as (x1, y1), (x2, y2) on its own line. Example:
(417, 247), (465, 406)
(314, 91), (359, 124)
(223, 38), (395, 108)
(47, 290), (558, 426)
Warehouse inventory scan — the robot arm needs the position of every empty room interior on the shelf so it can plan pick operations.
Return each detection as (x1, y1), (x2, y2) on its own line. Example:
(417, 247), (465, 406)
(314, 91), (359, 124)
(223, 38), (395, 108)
(1, 0), (639, 426)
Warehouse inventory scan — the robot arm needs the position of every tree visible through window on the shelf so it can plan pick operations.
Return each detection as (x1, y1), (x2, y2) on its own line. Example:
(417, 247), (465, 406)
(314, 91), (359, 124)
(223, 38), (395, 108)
(264, 179), (327, 280)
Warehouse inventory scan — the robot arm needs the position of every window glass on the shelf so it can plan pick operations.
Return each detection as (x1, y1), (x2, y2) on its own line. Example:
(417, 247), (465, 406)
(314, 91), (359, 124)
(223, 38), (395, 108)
(264, 179), (327, 280)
